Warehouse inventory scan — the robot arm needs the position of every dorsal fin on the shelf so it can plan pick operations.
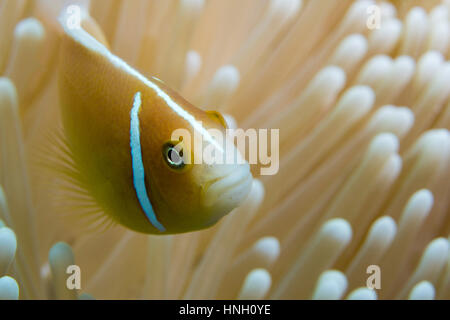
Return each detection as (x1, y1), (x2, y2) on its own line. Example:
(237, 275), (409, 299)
(205, 110), (228, 129)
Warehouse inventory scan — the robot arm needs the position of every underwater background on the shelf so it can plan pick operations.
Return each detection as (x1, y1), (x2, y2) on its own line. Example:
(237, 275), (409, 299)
(0, 0), (449, 300)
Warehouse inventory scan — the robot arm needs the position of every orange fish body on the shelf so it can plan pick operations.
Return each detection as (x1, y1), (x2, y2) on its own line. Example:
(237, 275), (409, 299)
(58, 17), (252, 234)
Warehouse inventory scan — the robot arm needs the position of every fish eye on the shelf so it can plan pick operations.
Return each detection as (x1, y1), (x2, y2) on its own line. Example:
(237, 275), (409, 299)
(163, 142), (185, 170)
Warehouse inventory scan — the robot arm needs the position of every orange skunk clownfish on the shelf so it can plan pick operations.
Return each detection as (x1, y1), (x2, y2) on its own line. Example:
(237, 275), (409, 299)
(56, 14), (253, 234)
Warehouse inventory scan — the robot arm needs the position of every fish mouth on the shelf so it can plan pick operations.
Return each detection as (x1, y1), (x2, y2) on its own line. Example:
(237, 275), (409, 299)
(202, 164), (253, 209)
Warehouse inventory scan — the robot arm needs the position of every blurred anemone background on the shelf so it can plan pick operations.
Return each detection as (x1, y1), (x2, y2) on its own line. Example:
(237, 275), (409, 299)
(0, 0), (449, 300)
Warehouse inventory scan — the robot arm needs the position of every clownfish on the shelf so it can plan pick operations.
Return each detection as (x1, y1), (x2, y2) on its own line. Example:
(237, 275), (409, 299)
(56, 14), (252, 234)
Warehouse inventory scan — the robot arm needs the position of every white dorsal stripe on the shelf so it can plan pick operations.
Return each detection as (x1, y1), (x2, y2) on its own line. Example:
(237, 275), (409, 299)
(130, 92), (165, 232)
(60, 18), (223, 151)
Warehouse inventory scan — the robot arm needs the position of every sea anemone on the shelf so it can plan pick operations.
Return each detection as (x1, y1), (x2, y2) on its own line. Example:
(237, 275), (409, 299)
(0, 0), (449, 300)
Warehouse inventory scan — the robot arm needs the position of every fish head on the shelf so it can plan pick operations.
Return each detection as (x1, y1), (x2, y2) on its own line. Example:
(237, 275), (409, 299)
(138, 83), (253, 233)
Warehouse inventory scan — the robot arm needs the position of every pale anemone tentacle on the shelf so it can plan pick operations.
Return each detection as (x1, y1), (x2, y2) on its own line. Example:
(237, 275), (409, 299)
(237, 268), (272, 300)
(345, 216), (397, 290)
(271, 218), (352, 299)
(346, 287), (377, 300)
(408, 281), (436, 300)
(217, 236), (280, 299)
(5, 18), (47, 108)
(0, 79), (41, 299)
(183, 50), (202, 87)
(202, 65), (240, 110)
(48, 242), (79, 300)
(183, 179), (264, 299)
(0, 276), (19, 300)
(0, 0), (28, 74)
(0, 226), (17, 276)
(396, 237), (449, 299)
(311, 270), (348, 300)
